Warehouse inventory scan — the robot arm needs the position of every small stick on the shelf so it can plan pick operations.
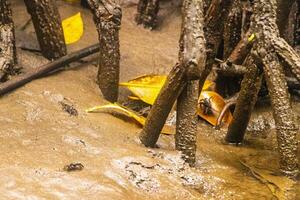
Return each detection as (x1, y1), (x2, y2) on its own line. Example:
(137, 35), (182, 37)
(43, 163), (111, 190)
(19, 18), (32, 31)
(215, 100), (236, 130)
(0, 44), (100, 96)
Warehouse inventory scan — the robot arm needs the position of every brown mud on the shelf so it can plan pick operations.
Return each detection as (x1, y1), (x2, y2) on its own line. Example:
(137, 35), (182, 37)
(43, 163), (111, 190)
(0, 0), (299, 199)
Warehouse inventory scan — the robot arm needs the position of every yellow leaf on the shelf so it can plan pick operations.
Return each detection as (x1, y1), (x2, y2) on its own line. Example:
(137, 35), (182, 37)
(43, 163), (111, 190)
(120, 75), (166, 105)
(120, 75), (214, 105)
(86, 103), (175, 135)
(197, 91), (232, 126)
(62, 12), (83, 44)
(248, 33), (256, 42)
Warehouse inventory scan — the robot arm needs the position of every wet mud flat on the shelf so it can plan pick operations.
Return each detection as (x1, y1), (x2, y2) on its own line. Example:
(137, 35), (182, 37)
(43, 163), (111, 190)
(0, 0), (299, 199)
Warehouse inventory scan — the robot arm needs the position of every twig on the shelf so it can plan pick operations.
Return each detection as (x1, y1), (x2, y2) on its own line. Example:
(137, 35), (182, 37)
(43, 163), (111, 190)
(0, 44), (100, 96)
(19, 18), (32, 31)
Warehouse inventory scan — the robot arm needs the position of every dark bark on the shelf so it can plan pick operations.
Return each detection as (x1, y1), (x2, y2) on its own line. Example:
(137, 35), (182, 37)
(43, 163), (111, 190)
(24, 0), (67, 60)
(227, 31), (253, 65)
(201, 0), (233, 89)
(276, 0), (296, 42)
(220, 0), (299, 176)
(214, 30), (254, 78)
(247, 0), (298, 176)
(273, 37), (300, 83)
(140, 63), (186, 147)
(87, 0), (122, 102)
(214, 64), (247, 76)
(223, 0), (242, 59)
(295, 0), (300, 46)
(135, 0), (160, 29)
(0, 0), (17, 81)
(176, 81), (198, 166)
(203, 0), (212, 16)
(241, 0), (252, 36)
(140, 0), (207, 152)
(0, 44), (100, 96)
(81, 0), (90, 9)
(215, 0), (242, 97)
(175, 0), (206, 166)
(135, 0), (147, 24)
(215, 63), (300, 91)
(260, 45), (298, 176)
(225, 55), (262, 143)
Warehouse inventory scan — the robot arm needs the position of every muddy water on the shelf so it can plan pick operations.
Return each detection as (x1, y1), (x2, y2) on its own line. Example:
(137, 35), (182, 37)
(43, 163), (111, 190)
(0, 0), (299, 199)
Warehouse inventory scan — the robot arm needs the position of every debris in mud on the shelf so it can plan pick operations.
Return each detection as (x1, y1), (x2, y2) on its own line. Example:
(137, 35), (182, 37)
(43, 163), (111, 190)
(109, 152), (225, 196)
(246, 115), (274, 137)
(60, 101), (78, 116)
(239, 160), (295, 200)
(86, 103), (175, 135)
(123, 160), (160, 192)
(128, 161), (160, 169)
(63, 163), (84, 172)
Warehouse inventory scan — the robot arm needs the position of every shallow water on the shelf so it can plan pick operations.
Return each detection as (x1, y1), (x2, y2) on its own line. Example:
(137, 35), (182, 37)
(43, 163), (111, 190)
(0, 0), (299, 199)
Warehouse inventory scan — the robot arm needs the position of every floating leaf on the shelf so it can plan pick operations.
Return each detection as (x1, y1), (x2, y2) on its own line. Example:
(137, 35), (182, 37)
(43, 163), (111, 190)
(86, 103), (175, 135)
(197, 91), (232, 126)
(120, 75), (214, 105)
(62, 12), (83, 44)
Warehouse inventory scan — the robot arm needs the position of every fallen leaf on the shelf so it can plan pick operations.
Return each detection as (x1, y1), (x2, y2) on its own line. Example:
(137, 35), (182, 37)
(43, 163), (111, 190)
(119, 75), (166, 105)
(62, 12), (83, 44)
(120, 75), (214, 105)
(86, 103), (175, 135)
(197, 91), (233, 126)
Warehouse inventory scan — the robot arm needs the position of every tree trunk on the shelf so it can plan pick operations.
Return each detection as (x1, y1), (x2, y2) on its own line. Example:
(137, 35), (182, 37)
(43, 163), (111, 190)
(24, 0), (67, 60)
(295, 0), (300, 46)
(81, 0), (90, 9)
(140, 0), (207, 153)
(175, 0), (206, 166)
(87, 0), (122, 102)
(0, 0), (17, 82)
(232, 0), (299, 176)
(225, 55), (262, 143)
(216, 0), (242, 97)
(261, 43), (299, 176)
(223, 0), (242, 59)
(276, 0), (296, 43)
(273, 37), (300, 83)
(220, 0), (299, 177)
(254, 0), (299, 174)
(139, 63), (186, 147)
(135, 0), (160, 29)
(176, 81), (199, 166)
(200, 0), (233, 89)
(135, 0), (147, 24)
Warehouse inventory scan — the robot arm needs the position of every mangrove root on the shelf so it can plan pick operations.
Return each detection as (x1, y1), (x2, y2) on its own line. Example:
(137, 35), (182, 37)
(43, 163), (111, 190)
(24, 0), (67, 60)
(0, 0), (17, 82)
(87, 0), (122, 102)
